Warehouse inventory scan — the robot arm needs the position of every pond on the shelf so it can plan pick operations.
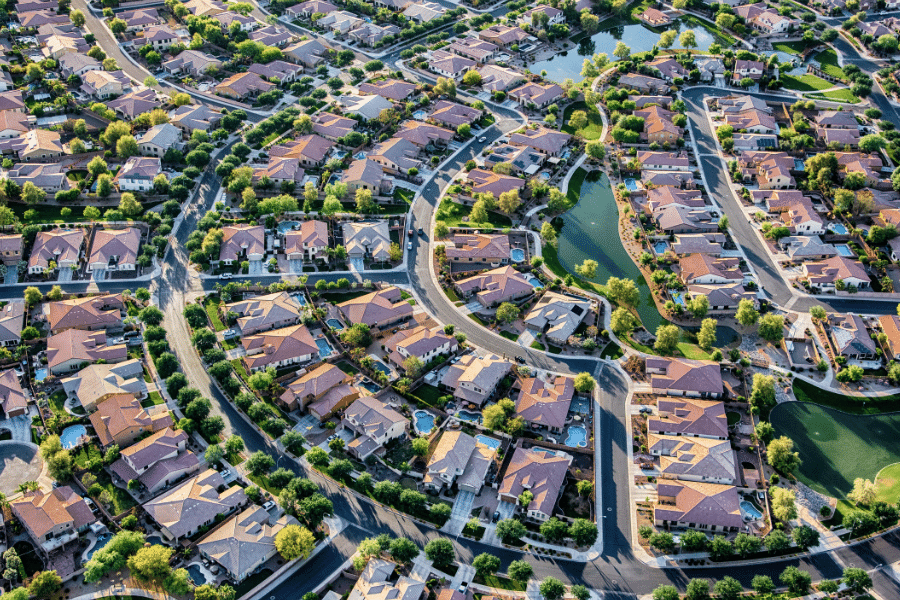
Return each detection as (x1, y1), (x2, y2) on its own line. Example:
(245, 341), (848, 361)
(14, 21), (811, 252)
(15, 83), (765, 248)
(414, 410), (435, 435)
(60, 424), (87, 449)
(531, 18), (721, 83)
(556, 171), (665, 332)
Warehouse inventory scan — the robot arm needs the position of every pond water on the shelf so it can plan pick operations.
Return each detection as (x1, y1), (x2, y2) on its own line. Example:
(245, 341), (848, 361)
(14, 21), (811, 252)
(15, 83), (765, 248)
(414, 410), (435, 434)
(532, 19), (719, 83)
(60, 424), (86, 449)
(556, 171), (665, 332)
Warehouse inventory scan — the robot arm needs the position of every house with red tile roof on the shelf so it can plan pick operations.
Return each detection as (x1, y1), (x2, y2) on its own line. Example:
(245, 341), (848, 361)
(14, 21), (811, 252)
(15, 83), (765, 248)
(636, 105), (682, 145)
(446, 233), (511, 266)
(341, 158), (386, 193)
(803, 255), (871, 291)
(342, 395), (409, 460)
(449, 37), (498, 63)
(649, 398), (728, 440)
(466, 168), (525, 197)
(508, 82), (563, 109)
(62, 359), (146, 411)
(428, 100), (482, 128)
(384, 325), (457, 370)
(337, 287), (413, 329)
(226, 292), (302, 336)
(424, 430), (495, 493)
(45, 294), (125, 334)
(29, 228), (83, 275)
(455, 265), (534, 307)
(440, 353), (511, 407)
(654, 480), (742, 533)
(358, 78), (417, 101)
(47, 330), (127, 374)
(253, 156), (304, 186)
(830, 313), (878, 361)
(113, 157), (161, 192)
(110, 427), (200, 495)
(649, 434), (738, 484)
(220, 224), (265, 264)
(515, 375), (574, 434)
(270, 134), (335, 167)
(0, 369), (27, 418)
(284, 221), (328, 261)
(394, 121), (454, 148)
(509, 126), (571, 157)
(499, 446), (572, 521)
(87, 227), (141, 273)
(678, 254), (742, 285)
(880, 314), (900, 361)
(429, 50), (476, 80)
(647, 357), (724, 398)
(215, 72), (276, 101)
(309, 384), (361, 421)
(478, 24), (529, 48)
(89, 393), (172, 448)
(0, 302), (23, 348)
(369, 137), (421, 174)
(311, 112), (356, 141)
(279, 363), (350, 411)
(12, 487), (96, 555)
(637, 7), (671, 26)
(241, 324), (318, 372)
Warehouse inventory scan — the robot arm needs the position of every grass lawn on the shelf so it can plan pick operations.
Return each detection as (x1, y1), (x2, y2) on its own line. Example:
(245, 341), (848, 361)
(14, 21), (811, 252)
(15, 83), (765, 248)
(247, 472), (284, 495)
(96, 470), (137, 514)
(336, 360), (359, 375)
(875, 462), (900, 504)
(726, 411), (740, 426)
(411, 384), (444, 406)
(318, 290), (371, 303)
(74, 444), (103, 469)
(600, 341), (624, 360)
(530, 341), (543, 350)
(561, 101), (604, 140)
(436, 198), (513, 229)
(792, 378), (900, 414)
(48, 390), (68, 418)
(499, 330), (519, 341)
(231, 359), (250, 382)
(204, 297), (226, 332)
(780, 73), (833, 92)
(444, 286), (461, 302)
(676, 341), (713, 360)
(815, 48), (845, 79)
(809, 88), (860, 103)
(548, 344), (562, 354)
(141, 391), (165, 408)
(474, 575), (526, 592)
(770, 402), (900, 499)
(393, 188), (414, 204)
(772, 41), (808, 54)
(221, 338), (238, 351)
(468, 313), (487, 327)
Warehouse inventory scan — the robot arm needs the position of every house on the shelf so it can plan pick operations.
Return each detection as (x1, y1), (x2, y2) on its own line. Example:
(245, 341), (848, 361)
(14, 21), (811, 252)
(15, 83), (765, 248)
(250, 25), (294, 47)
(428, 100), (482, 128)
(163, 51), (222, 77)
(11, 488), (95, 555)
(349, 23), (401, 46)
(87, 228), (141, 272)
(653, 205), (718, 234)
(29, 228), (83, 274)
(143, 469), (247, 540)
(215, 72), (276, 101)
(649, 434), (738, 484)
(423, 431), (495, 493)
(719, 95), (771, 114)
(524, 292), (591, 346)
(696, 58), (726, 83)
(348, 560), (424, 600)
(508, 82), (563, 109)
(518, 5), (564, 28)
(635, 152), (690, 172)
(816, 110), (859, 130)
(270, 135), (335, 167)
(341, 158), (386, 193)
(450, 37), (498, 63)
(307, 383), (361, 421)
(647, 57), (689, 83)
(283, 39), (328, 68)
(732, 59), (766, 82)
(241, 324), (318, 372)
(342, 221), (392, 262)
(0, 369), (26, 417)
(8, 163), (69, 191)
(372, 0), (410, 10)
(678, 254), (742, 285)
(395, 121), (454, 148)
(499, 447), (571, 521)
(287, 0), (337, 18)
(81, 70), (129, 99)
(58, 52), (100, 77)
(279, 363), (350, 412)
(248, 60), (304, 83)
(284, 221), (328, 261)
(46, 294), (124, 334)
(0, 91), (25, 113)
(21, 11), (70, 29)
(369, 137), (422, 174)
(655, 480), (742, 533)
(62, 359), (146, 411)
(647, 357), (724, 398)
(226, 292), (302, 336)
(384, 326), (457, 370)
(644, 187), (704, 213)
(687, 283), (757, 312)
(358, 79), (417, 101)
(119, 8), (161, 31)
(197, 507), (297, 582)
(738, 151), (795, 189)
(337, 287), (413, 329)
(515, 375), (574, 434)
(342, 395), (409, 459)
(831, 313), (878, 361)
(733, 133), (779, 151)
(478, 25), (530, 49)
(779, 236), (838, 261)
(113, 157), (161, 192)
(402, 1), (443, 23)
(311, 112), (356, 141)
(109, 89), (162, 121)
(141, 25), (180, 51)
(509, 126), (571, 157)
(736, 3), (795, 33)
(637, 7), (671, 26)
(636, 105), (682, 145)
(455, 266), (535, 307)
(253, 157), (304, 187)
(429, 51), (477, 80)
(803, 255), (871, 290)
(617, 74), (668, 94)
(781, 201), (824, 235)
(0, 302), (23, 349)
(649, 398), (728, 439)
(439, 353), (511, 406)
(337, 94), (394, 121)
(169, 104), (221, 133)
(632, 95), (673, 109)
(818, 127), (860, 148)
(89, 393), (172, 448)
(836, 152), (889, 188)
(220, 225), (265, 264)
(110, 427), (200, 495)
(644, 171), (696, 189)
(214, 11), (256, 32)
(882, 315), (900, 361)
(482, 144), (546, 176)
(466, 168), (525, 197)
(445, 233), (510, 266)
(2, 129), (64, 161)
(725, 109), (777, 135)
(184, 0), (226, 15)
(47, 330), (126, 374)
(139, 123), (183, 158)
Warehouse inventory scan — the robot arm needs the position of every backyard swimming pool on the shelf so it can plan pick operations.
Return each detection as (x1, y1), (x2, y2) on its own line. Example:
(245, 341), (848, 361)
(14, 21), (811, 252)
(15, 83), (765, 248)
(653, 241), (669, 255)
(412, 110), (427, 120)
(830, 223), (848, 235)
(624, 178), (638, 191)
(524, 274), (543, 289)
(511, 248), (525, 263)
(475, 434), (500, 450)
(836, 245), (854, 257)
(456, 409), (481, 423)
(316, 338), (333, 359)
(669, 290), (685, 307)
(34, 368), (48, 383)
(60, 425), (87, 449)
(187, 564), (207, 586)
(370, 359), (391, 377)
(326, 319), (344, 330)
(359, 379), (381, 394)
(85, 532), (112, 561)
(294, 294), (307, 306)
(414, 410), (435, 435)
(740, 500), (763, 521)
(565, 425), (587, 448)
(277, 221), (299, 235)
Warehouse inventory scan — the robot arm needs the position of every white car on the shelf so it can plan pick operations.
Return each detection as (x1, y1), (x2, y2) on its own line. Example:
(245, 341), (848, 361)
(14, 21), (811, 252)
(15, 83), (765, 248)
(407, 241), (412, 250)
(220, 273), (233, 279)
(478, 136), (487, 143)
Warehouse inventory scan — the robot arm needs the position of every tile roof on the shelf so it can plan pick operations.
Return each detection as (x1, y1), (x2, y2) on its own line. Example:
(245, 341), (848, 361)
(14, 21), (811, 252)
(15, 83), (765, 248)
(62, 359), (145, 410)
(113, 157), (161, 183)
(428, 100), (481, 128)
(655, 480), (743, 530)
(384, 325), (454, 364)
(649, 398), (728, 439)
(678, 254), (742, 283)
(197, 506), (297, 579)
(358, 78), (417, 101)
(394, 121), (454, 147)
(348, 559), (425, 600)
(831, 313), (877, 356)
(88, 228), (141, 269)
(804, 255), (871, 286)
(343, 395), (408, 440)
(509, 81), (563, 106)
(143, 468), (247, 539)
(47, 293), (124, 333)
(455, 265), (534, 306)
(138, 122), (181, 148)
(12, 487), (95, 539)
(225, 292), (302, 335)
(89, 393), (172, 447)
(341, 158), (384, 187)
(241, 324), (318, 371)
(439, 354), (510, 405)
(466, 168), (525, 197)
(0, 302), (23, 347)
(279, 363), (348, 408)
(647, 357), (723, 396)
(47, 329), (127, 373)
(311, 112), (356, 140)
(499, 446), (570, 516)
(649, 434), (737, 483)
(523, 291), (591, 343)
(220, 224), (265, 262)
(515, 375), (574, 431)
(446, 233), (510, 261)
(283, 220), (328, 255)
(0, 368), (26, 416)
(342, 220), (392, 261)
(370, 136), (421, 172)
(270, 134), (335, 164)
(29, 228), (83, 271)
(508, 126), (571, 155)
(338, 287), (413, 327)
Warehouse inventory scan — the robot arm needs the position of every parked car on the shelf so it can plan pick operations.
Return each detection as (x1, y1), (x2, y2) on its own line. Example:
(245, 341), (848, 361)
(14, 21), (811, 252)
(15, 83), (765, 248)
(407, 241), (412, 250)
(478, 136), (487, 143)
(220, 273), (233, 279)
(492, 511), (500, 522)
(262, 501), (276, 511)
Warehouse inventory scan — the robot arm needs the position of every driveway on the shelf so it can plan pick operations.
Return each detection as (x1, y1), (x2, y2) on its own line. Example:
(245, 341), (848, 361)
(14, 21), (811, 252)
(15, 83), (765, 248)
(0, 439), (43, 495)
(289, 259), (304, 273)
(349, 257), (365, 272)
(1, 411), (33, 442)
(442, 489), (476, 535)
(248, 260), (264, 276)
(3, 268), (17, 285)
(90, 268), (107, 281)
(481, 500), (516, 545)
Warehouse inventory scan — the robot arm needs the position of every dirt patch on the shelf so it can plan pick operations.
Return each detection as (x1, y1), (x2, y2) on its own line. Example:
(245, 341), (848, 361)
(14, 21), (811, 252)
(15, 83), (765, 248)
(631, 414), (648, 453)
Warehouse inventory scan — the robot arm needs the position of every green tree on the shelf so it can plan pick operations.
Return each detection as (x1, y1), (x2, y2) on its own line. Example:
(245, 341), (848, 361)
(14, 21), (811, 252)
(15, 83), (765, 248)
(472, 553), (501, 577)
(750, 373), (776, 413)
(685, 579), (709, 600)
(127, 545), (173, 583)
(843, 567), (872, 594)
(28, 571), (62, 598)
(575, 259), (598, 279)
(654, 324), (680, 354)
(388, 538), (418, 564)
(606, 276), (640, 306)
(275, 525), (315, 560)
(246, 451), (275, 476)
(569, 518), (597, 546)
(574, 372), (595, 393)
(651, 586), (679, 600)
(610, 307), (637, 335)
(424, 538), (454, 568)
(496, 302), (520, 325)
(751, 575), (774, 594)
(735, 299), (759, 327)
(758, 314), (784, 342)
(792, 524), (820, 549)
(697, 318), (717, 351)
(780, 566), (811, 595)
(539, 577), (565, 600)
(507, 560), (533, 582)
(768, 436), (800, 473)
(495, 518), (526, 543)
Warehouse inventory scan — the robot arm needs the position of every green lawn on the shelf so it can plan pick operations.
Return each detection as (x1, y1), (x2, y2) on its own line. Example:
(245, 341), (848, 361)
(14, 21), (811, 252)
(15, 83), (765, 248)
(726, 411), (740, 426)
(410, 384), (443, 407)
(74, 445), (103, 469)
(771, 41), (808, 55)
(336, 360), (359, 375)
(468, 313), (487, 327)
(393, 188), (414, 204)
(780, 73), (833, 92)
(443, 286), (461, 302)
(48, 390), (68, 418)
(815, 48), (845, 79)
(809, 88), (861, 103)
(530, 341), (543, 350)
(204, 297), (226, 332)
(247, 472), (285, 495)
(600, 341), (624, 360)
(770, 402), (900, 499)
(436, 198), (513, 229)
(676, 341), (713, 360)
(474, 575), (526, 592)
(141, 391), (165, 408)
(561, 102), (604, 140)
(499, 330), (519, 341)
(875, 463), (900, 504)
(792, 379), (900, 414)
(231, 359), (250, 382)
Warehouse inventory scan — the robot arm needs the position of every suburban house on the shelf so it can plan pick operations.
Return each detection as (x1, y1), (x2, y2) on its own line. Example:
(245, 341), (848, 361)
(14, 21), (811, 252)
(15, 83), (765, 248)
(342, 221), (392, 262)
(11, 487), (96, 555)
(61, 359), (147, 411)
(479, 65), (524, 91)
(119, 7), (161, 31)
(284, 39), (328, 68)
(428, 100), (482, 128)
(478, 24), (530, 49)
(466, 169), (525, 198)
(649, 398), (728, 440)
(637, 7), (671, 26)
(287, 0), (337, 19)
(635, 151), (690, 171)
(655, 480), (742, 533)
(499, 447), (572, 521)
(87, 228), (141, 273)
(337, 287), (413, 329)
(308, 384), (361, 422)
(830, 313), (878, 361)
(138, 123), (184, 158)
(687, 283), (757, 312)
(220, 225), (265, 265)
(423, 431), (495, 494)
(311, 112), (356, 141)
(0, 112), (34, 140)
(215, 72), (276, 101)
(163, 50), (222, 77)
(250, 25), (294, 47)
(369, 137), (422, 174)
(724, 109), (777, 134)
(449, 37), (498, 63)
(524, 291), (591, 346)
(317, 10), (364, 34)
(508, 82), (564, 109)
(671, 234), (724, 257)
(403, 1), (443, 22)
(169, 104), (222, 133)
(515, 375), (574, 434)
(47, 330), (126, 374)
(110, 427), (201, 495)
(241, 324), (319, 372)
(0, 369), (27, 418)
(348, 560), (424, 600)
(617, 74), (667, 94)
(8, 163), (69, 192)
(89, 393), (172, 448)
(647, 357), (724, 398)
(279, 363), (350, 412)
(636, 105), (682, 145)
(358, 79), (417, 101)
(803, 255), (871, 291)
(80, 70), (129, 99)
(647, 57), (689, 83)
(483, 144), (546, 175)
(384, 326), (457, 370)
(445, 233), (511, 266)
(284, 221), (329, 261)
(197, 507), (298, 582)
(1, 129), (64, 160)
(678, 254), (742, 286)
(738, 152), (795, 189)
(508, 126), (571, 157)
(394, 121), (454, 148)
(144, 469), (248, 541)
(225, 292), (302, 336)
(0, 303), (23, 349)
(270, 135), (336, 168)
(141, 25), (180, 51)
(341, 158), (387, 193)
(45, 294), (125, 334)
(649, 434), (738, 485)
(58, 52), (100, 77)
(342, 394), (409, 459)
(440, 353), (511, 406)
(113, 157), (161, 192)
(732, 59), (766, 83)
(653, 205), (719, 235)
(337, 94), (393, 121)
(880, 314), (900, 361)
(429, 50), (477, 80)
(349, 22), (401, 46)
(454, 266), (534, 307)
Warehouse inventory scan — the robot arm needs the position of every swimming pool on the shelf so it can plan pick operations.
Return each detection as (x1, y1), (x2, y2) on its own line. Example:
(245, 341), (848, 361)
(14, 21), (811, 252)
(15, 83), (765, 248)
(540, 172), (551, 181)
(187, 564), (207, 586)
(354, 151), (367, 160)
(669, 290), (685, 307)
(624, 178), (638, 192)
(295, 294), (307, 306)
(359, 380), (381, 394)
(85, 532), (112, 561)
(277, 221), (299, 235)
(524, 274), (543, 289)
(456, 409), (481, 423)
(326, 318), (344, 331)
(740, 500), (763, 521)
(414, 410), (435, 435)
(475, 434), (500, 450)
(830, 223), (848, 235)
(34, 368), (48, 383)
(60, 424), (87, 449)
(511, 248), (525, 262)
(653, 241), (669, 255)
(370, 359), (391, 377)
(531, 448), (556, 458)
(836, 244), (854, 257)
(565, 425), (587, 447)
(315, 338), (333, 359)
(793, 159), (805, 171)
(412, 110), (427, 120)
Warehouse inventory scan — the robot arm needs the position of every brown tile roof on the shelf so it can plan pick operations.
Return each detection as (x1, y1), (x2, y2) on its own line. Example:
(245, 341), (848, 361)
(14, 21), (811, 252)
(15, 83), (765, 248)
(0, 369), (26, 416)
(47, 294), (124, 333)
(499, 446), (570, 516)
(514, 376), (574, 431)
(647, 357), (723, 396)
(655, 480), (742, 530)
(649, 398), (728, 439)
(143, 468), (247, 539)
(678, 254), (742, 284)
(279, 363), (349, 409)
(89, 394), (172, 447)
(270, 134), (335, 164)
(12, 487), (95, 539)
(466, 169), (525, 197)
(225, 292), (302, 336)
(446, 233), (510, 262)
(47, 329), (127, 373)
(338, 287), (413, 327)
(358, 78), (417, 101)
(241, 324), (318, 371)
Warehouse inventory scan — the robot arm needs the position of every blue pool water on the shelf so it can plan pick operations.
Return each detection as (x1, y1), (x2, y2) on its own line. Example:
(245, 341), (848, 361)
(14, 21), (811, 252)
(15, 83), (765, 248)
(187, 564), (207, 585)
(836, 244), (854, 257)
(85, 532), (112, 561)
(524, 274), (543, 289)
(540, 172), (551, 181)
(146, 536), (163, 546)
(511, 248), (525, 263)
(277, 221), (299, 235)
(531, 448), (556, 458)
(830, 223), (848, 235)
(475, 434), (500, 450)
(354, 151), (367, 160)
(34, 368), (48, 383)
(414, 410), (435, 434)
(360, 379), (381, 394)
(565, 425), (587, 448)
(624, 178), (638, 192)
(740, 500), (763, 521)
(669, 290), (685, 307)
(315, 338), (333, 359)
(326, 318), (344, 330)
(371, 360), (391, 377)
(653, 241), (669, 255)
(413, 110), (427, 119)
(295, 294), (307, 306)
(456, 409), (481, 423)
(793, 159), (805, 171)
(60, 425), (86, 449)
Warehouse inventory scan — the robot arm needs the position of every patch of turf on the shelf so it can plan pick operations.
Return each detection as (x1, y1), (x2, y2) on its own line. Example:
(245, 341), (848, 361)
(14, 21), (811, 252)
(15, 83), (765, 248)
(499, 330), (519, 341)
(875, 462), (900, 504)
(792, 378), (900, 414)
(562, 101), (604, 140)
(809, 88), (860, 103)
(780, 73), (833, 92)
